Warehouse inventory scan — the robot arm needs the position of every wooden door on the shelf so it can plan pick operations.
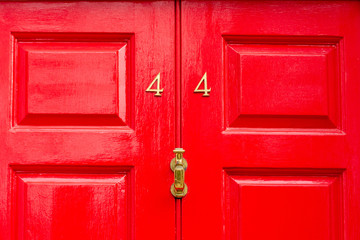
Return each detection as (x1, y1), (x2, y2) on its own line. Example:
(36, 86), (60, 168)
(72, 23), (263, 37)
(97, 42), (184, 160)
(182, 1), (360, 240)
(0, 2), (175, 240)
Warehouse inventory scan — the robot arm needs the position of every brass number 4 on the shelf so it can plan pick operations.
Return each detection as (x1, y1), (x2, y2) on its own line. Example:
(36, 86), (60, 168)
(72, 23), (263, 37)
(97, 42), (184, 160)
(194, 72), (211, 97)
(146, 73), (163, 97)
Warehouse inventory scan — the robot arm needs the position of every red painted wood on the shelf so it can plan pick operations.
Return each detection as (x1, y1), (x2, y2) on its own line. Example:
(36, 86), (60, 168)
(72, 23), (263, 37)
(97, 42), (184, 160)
(1, 1), (360, 240)
(175, 0), (183, 239)
(0, 2), (175, 240)
(182, 1), (360, 240)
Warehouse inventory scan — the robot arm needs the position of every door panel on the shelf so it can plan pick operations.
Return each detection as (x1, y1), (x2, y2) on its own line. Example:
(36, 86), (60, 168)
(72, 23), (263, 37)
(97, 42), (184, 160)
(182, 1), (360, 239)
(11, 166), (131, 240)
(224, 169), (343, 240)
(0, 2), (175, 240)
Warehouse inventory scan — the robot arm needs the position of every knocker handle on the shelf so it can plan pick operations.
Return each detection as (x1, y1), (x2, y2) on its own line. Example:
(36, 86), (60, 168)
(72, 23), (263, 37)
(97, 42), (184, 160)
(170, 148), (188, 198)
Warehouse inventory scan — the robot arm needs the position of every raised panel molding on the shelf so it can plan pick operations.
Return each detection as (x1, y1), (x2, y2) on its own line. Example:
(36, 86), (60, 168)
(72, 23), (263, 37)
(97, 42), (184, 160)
(223, 168), (344, 240)
(224, 36), (343, 132)
(12, 33), (134, 129)
(10, 165), (134, 240)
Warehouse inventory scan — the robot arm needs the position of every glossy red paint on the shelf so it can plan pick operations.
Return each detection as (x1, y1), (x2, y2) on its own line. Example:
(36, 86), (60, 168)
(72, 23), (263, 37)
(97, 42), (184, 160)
(0, 2), (175, 240)
(1, 1), (360, 240)
(182, 1), (360, 240)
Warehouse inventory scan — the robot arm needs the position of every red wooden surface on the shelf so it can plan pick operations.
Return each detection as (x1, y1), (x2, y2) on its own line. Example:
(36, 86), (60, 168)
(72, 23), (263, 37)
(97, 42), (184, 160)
(182, 1), (360, 240)
(1, 1), (360, 240)
(175, 1), (183, 240)
(0, 2), (175, 240)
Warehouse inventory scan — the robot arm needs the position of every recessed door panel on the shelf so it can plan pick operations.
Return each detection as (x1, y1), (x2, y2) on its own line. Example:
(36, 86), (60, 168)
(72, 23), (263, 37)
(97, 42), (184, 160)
(11, 166), (132, 240)
(224, 36), (341, 130)
(224, 169), (343, 240)
(14, 33), (132, 127)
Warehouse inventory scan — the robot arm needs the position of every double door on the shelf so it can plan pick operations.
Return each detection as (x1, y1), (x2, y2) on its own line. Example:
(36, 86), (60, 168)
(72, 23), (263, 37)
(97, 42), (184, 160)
(0, 1), (359, 240)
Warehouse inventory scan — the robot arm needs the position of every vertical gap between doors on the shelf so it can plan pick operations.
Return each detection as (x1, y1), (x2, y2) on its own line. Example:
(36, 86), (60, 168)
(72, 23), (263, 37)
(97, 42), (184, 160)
(175, 0), (183, 239)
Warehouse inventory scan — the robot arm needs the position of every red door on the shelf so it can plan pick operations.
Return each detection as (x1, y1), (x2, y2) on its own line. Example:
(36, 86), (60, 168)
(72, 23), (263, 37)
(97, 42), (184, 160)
(2, 1), (360, 240)
(182, 1), (360, 240)
(0, 2), (175, 240)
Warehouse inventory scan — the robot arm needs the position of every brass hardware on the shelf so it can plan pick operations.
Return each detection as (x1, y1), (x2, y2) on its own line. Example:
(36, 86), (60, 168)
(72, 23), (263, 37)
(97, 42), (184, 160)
(194, 72), (211, 97)
(170, 148), (188, 198)
(146, 73), (163, 96)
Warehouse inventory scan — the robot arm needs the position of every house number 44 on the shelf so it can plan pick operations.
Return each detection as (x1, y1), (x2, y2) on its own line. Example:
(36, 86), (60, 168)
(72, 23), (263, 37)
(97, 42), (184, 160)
(146, 72), (211, 97)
